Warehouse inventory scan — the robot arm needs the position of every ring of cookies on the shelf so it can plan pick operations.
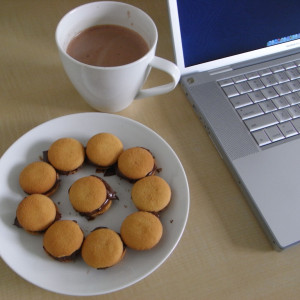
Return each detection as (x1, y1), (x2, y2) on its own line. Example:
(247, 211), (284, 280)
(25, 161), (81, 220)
(14, 133), (171, 269)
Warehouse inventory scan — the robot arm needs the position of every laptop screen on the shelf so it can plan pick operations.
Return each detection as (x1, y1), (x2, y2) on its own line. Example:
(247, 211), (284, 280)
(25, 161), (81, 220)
(177, 0), (300, 69)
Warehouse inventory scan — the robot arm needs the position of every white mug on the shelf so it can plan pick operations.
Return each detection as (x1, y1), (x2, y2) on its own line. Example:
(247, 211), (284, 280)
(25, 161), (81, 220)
(55, 1), (180, 113)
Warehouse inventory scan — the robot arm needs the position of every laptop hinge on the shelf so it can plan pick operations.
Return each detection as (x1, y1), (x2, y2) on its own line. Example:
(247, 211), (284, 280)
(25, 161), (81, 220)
(209, 66), (233, 76)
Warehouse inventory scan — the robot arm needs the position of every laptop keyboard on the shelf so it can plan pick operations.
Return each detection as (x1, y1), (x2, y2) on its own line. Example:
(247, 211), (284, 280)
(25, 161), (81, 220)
(218, 59), (300, 146)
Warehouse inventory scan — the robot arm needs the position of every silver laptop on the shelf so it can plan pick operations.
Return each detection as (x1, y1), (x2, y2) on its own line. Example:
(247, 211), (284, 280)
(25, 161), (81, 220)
(167, 0), (300, 250)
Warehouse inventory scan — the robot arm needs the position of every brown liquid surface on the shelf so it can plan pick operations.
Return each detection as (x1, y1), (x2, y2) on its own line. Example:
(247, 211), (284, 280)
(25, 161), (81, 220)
(66, 24), (149, 67)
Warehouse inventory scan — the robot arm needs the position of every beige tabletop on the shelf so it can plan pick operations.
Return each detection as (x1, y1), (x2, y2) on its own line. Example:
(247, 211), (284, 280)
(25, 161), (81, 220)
(1, 1), (300, 299)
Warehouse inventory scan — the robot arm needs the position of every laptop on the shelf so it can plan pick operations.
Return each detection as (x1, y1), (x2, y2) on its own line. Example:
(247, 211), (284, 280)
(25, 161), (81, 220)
(167, 0), (300, 250)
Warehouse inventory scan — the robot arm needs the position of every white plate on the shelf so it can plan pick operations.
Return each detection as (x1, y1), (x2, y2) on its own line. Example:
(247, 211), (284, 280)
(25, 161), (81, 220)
(0, 113), (189, 296)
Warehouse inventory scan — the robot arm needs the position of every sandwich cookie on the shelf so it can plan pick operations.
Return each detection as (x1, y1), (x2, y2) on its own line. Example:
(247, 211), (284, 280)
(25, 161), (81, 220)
(15, 194), (61, 234)
(43, 220), (84, 262)
(131, 176), (171, 213)
(120, 211), (163, 250)
(117, 147), (157, 182)
(86, 133), (123, 170)
(19, 161), (60, 196)
(68, 175), (118, 220)
(47, 137), (85, 175)
(81, 227), (126, 269)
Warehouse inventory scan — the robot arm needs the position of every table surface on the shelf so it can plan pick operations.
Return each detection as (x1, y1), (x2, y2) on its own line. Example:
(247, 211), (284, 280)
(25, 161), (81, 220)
(2, 1), (300, 299)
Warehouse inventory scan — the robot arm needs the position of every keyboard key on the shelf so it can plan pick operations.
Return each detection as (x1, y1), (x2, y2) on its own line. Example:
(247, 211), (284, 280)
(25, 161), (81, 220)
(245, 71), (260, 79)
(278, 121), (298, 137)
(265, 125), (284, 142)
(259, 100), (277, 113)
(273, 72), (289, 83)
(258, 68), (272, 76)
(261, 87), (278, 99)
(248, 78), (264, 90)
(244, 113), (278, 132)
(235, 82), (252, 94)
(288, 105), (300, 118)
(291, 118), (300, 132)
(274, 83), (291, 96)
(273, 109), (292, 123)
(237, 104), (263, 120)
(252, 129), (271, 146)
(218, 78), (234, 87)
(248, 90), (266, 102)
(229, 94), (252, 108)
(273, 96), (290, 109)
(285, 92), (300, 105)
(287, 80), (300, 92)
(232, 75), (247, 83)
(286, 68), (300, 80)
(261, 74), (277, 87)
(271, 65), (284, 73)
(222, 85), (239, 97)
(283, 62), (297, 69)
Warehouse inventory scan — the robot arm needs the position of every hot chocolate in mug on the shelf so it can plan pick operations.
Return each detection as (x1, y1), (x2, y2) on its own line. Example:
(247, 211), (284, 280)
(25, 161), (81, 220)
(55, 1), (180, 112)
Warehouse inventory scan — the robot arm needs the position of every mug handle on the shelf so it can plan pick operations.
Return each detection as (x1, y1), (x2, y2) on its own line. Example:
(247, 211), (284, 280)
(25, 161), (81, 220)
(135, 56), (181, 99)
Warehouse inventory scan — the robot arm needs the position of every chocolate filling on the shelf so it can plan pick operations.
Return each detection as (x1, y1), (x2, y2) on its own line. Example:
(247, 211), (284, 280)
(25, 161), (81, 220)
(43, 175), (61, 196)
(13, 217), (22, 228)
(96, 163), (117, 177)
(85, 155), (117, 177)
(91, 175), (119, 201)
(92, 226), (108, 231)
(70, 175), (118, 221)
(117, 163), (158, 183)
(43, 247), (82, 262)
(78, 198), (111, 220)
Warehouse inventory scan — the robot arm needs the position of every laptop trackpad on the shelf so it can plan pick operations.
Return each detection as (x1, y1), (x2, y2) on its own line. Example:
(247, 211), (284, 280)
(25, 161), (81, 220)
(233, 138), (300, 249)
